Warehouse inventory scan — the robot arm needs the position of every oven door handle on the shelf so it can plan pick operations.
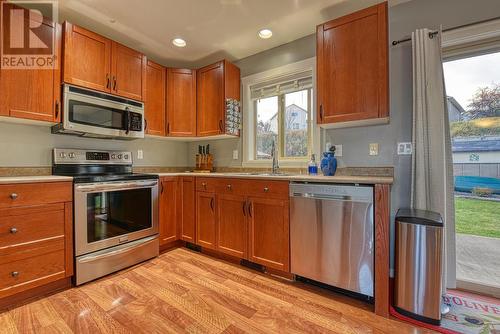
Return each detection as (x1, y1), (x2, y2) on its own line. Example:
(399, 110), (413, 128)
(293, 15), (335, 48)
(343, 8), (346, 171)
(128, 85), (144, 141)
(75, 180), (158, 192)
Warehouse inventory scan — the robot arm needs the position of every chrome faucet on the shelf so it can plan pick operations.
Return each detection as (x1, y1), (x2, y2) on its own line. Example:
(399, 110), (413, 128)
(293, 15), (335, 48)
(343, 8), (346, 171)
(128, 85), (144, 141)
(271, 139), (279, 174)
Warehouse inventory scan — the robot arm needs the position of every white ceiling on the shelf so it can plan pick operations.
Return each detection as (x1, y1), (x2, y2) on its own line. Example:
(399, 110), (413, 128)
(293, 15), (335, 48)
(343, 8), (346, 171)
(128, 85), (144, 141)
(58, 0), (409, 68)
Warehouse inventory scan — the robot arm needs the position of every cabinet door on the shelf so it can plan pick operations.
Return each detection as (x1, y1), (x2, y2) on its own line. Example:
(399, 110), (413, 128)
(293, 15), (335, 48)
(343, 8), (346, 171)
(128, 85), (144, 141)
(0, 19), (61, 122)
(180, 177), (196, 242)
(317, 2), (388, 124)
(63, 22), (112, 92)
(217, 194), (247, 259)
(111, 42), (146, 101)
(166, 68), (197, 136)
(159, 177), (178, 245)
(145, 60), (166, 136)
(196, 192), (217, 249)
(248, 197), (290, 272)
(196, 61), (224, 136)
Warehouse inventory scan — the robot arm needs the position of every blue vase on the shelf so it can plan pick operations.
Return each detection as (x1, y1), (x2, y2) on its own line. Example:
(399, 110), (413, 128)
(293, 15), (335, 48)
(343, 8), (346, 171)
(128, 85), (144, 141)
(320, 151), (337, 176)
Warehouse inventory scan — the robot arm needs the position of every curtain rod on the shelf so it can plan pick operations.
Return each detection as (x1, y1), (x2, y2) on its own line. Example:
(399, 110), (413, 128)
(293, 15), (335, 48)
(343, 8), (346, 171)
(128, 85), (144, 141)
(391, 16), (500, 46)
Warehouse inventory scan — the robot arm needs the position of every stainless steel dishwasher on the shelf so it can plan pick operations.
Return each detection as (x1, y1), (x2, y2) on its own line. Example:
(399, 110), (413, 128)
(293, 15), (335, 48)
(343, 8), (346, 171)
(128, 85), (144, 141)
(290, 182), (374, 299)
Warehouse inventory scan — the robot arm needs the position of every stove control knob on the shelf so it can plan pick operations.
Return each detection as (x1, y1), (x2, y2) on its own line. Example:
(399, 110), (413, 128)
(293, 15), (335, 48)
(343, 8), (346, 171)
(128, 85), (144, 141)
(68, 152), (76, 159)
(59, 152), (67, 158)
(124, 154), (129, 160)
(111, 154), (116, 159)
(117, 154), (123, 159)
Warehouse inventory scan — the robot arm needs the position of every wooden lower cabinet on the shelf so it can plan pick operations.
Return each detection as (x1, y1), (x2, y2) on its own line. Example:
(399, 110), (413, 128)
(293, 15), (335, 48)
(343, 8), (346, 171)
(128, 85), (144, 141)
(196, 191), (217, 249)
(0, 182), (73, 300)
(248, 197), (290, 272)
(216, 194), (247, 258)
(180, 177), (196, 242)
(159, 177), (179, 245)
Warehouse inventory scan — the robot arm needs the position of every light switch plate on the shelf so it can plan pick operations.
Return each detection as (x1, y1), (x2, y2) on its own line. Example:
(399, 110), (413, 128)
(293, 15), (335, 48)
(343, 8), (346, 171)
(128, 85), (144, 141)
(137, 150), (144, 160)
(334, 144), (343, 157)
(397, 142), (412, 155)
(369, 143), (379, 156)
(232, 150), (239, 160)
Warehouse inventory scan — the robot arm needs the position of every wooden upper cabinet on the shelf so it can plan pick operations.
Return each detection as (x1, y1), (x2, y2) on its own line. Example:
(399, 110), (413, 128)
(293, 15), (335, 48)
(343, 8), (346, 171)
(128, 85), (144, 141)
(145, 60), (166, 136)
(196, 60), (240, 136)
(63, 22), (146, 101)
(63, 22), (112, 93)
(166, 68), (197, 136)
(317, 2), (388, 125)
(111, 42), (146, 101)
(159, 177), (178, 246)
(0, 12), (61, 122)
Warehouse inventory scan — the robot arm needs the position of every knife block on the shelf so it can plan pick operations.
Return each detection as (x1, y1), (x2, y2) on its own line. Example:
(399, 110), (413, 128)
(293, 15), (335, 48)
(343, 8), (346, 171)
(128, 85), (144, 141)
(195, 154), (213, 172)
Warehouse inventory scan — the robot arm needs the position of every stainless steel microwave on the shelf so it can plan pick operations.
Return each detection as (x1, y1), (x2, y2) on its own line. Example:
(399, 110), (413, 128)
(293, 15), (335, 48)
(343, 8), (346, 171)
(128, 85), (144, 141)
(52, 85), (144, 140)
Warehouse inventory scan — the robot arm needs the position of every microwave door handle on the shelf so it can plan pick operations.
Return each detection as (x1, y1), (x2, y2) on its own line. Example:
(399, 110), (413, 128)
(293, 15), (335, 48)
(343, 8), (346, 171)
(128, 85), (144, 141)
(124, 107), (130, 134)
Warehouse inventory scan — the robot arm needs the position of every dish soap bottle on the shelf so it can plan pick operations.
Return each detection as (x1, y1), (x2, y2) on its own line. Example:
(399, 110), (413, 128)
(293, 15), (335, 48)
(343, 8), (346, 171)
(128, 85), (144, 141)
(308, 154), (318, 175)
(321, 146), (337, 176)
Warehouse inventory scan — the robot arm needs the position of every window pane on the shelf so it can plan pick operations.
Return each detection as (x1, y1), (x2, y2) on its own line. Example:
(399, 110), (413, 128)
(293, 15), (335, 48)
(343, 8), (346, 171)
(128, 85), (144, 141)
(256, 96), (278, 160)
(284, 90), (309, 158)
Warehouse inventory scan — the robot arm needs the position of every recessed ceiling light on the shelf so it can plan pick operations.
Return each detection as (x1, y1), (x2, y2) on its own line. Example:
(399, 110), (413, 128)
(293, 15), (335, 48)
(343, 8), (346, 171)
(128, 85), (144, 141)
(258, 29), (273, 39)
(172, 38), (186, 47)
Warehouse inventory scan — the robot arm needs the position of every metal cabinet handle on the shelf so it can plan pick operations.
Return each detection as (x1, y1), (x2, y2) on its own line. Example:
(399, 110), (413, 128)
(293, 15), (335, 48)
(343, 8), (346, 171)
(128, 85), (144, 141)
(113, 76), (117, 90)
(106, 74), (110, 89)
(210, 197), (214, 212)
(160, 181), (164, 194)
(263, 187), (269, 192)
(248, 202), (253, 218)
(11, 271), (19, 278)
(242, 201), (246, 216)
(144, 119), (148, 131)
(319, 104), (324, 122)
(166, 123), (170, 135)
(219, 120), (223, 133)
(10, 227), (17, 234)
(10, 193), (18, 200)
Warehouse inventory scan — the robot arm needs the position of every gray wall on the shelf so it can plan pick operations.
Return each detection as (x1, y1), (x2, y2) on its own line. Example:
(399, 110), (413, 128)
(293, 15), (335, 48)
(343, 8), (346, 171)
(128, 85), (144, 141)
(0, 122), (189, 167)
(188, 0), (500, 271)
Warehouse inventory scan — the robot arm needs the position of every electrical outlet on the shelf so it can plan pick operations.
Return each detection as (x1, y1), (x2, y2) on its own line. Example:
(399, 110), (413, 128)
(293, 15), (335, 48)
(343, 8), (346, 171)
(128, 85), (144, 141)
(334, 144), (343, 157)
(397, 142), (412, 155)
(137, 150), (144, 160)
(232, 150), (239, 160)
(369, 143), (379, 156)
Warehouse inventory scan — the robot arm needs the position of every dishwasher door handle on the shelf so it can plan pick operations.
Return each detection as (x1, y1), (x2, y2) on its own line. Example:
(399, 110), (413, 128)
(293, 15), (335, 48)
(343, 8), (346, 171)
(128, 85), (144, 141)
(291, 193), (373, 203)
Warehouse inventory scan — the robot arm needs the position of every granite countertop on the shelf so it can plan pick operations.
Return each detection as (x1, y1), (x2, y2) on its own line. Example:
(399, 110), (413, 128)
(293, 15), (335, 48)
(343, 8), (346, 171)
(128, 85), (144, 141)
(154, 172), (393, 185)
(0, 175), (73, 184)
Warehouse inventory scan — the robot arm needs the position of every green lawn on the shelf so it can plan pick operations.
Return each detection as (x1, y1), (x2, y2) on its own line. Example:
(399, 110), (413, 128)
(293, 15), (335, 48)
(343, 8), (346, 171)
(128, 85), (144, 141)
(455, 197), (500, 238)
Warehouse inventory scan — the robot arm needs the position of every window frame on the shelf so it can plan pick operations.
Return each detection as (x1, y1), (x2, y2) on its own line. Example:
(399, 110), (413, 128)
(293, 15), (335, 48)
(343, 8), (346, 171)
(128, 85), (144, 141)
(242, 57), (319, 168)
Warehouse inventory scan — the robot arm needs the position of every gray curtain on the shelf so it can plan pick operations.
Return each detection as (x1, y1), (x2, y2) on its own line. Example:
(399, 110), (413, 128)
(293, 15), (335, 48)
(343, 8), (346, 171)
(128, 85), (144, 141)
(411, 28), (456, 292)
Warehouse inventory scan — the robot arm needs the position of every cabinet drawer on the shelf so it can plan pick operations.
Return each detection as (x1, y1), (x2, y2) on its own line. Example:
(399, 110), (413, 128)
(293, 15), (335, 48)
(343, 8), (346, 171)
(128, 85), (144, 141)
(244, 180), (289, 199)
(0, 204), (65, 248)
(0, 249), (65, 297)
(0, 182), (72, 208)
(196, 178), (217, 192)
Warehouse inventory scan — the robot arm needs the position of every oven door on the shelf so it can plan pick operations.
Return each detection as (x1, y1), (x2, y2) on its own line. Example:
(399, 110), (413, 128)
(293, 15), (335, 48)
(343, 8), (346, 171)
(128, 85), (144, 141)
(74, 180), (158, 256)
(63, 85), (144, 139)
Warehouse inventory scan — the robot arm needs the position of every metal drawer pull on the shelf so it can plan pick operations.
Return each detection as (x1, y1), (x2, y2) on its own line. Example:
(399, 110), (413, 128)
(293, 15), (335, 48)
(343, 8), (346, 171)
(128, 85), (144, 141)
(10, 193), (18, 200)
(10, 227), (17, 234)
(263, 187), (269, 192)
(202, 182), (207, 189)
(11, 271), (19, 277)
(227, 184), (232, 190)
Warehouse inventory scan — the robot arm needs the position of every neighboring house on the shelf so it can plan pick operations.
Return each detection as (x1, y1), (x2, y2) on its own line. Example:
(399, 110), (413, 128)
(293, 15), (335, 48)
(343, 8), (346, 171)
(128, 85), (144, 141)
(447, 96), (466, 122)
(452, 136), (500, 178)
(269, 104), (308, 132)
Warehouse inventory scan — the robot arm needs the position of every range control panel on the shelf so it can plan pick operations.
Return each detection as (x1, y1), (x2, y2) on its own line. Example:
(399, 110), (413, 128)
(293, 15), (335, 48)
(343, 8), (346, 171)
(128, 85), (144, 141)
(53, 149), (133, 165)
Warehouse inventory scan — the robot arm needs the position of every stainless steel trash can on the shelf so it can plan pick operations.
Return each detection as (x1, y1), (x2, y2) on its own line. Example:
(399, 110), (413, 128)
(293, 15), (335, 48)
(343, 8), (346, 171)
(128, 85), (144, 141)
(394, 208), (443, 325)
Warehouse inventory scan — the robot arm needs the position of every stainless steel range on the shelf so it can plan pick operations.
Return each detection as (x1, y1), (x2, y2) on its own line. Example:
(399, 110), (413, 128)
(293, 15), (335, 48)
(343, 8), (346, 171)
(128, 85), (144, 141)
(53, 148), (159, 285)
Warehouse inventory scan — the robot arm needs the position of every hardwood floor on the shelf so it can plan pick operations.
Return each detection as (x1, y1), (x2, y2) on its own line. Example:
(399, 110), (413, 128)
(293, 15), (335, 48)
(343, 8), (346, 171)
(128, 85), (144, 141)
(0, 248), (434, 333)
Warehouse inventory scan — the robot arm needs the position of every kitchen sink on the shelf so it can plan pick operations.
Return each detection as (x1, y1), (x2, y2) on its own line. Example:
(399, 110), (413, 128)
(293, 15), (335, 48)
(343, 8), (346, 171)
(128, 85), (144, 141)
(227, 172), (293, 177)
